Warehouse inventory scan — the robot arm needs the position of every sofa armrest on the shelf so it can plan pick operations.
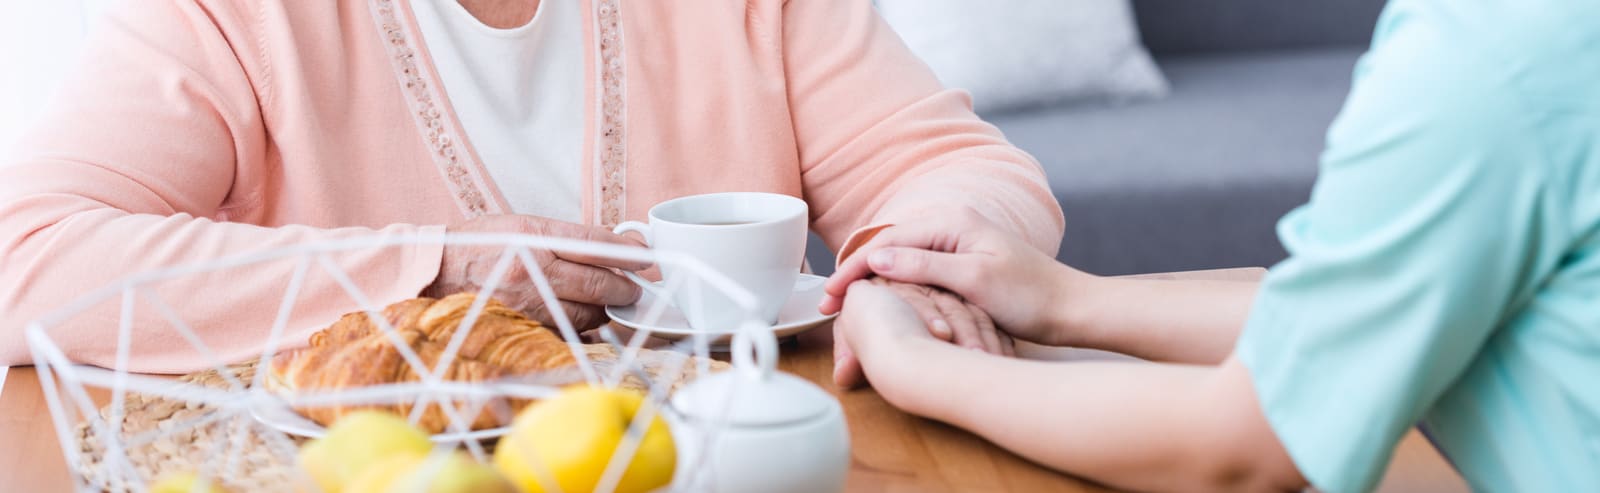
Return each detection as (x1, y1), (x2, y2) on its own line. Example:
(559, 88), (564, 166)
(1131, 0), (1387, 55)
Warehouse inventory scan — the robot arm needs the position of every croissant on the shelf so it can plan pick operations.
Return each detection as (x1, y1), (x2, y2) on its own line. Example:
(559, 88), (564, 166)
(268, 293), (577, 433)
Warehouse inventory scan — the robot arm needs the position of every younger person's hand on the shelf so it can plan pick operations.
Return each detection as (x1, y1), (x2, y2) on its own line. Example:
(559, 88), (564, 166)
(833, 280), (949, 405)
(822, 211), (1095, 346)
(831, 278), (1013, 388)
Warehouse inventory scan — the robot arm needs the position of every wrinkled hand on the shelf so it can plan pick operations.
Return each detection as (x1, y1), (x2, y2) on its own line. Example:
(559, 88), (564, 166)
(822, 210), (1091, 347)
(832, 277), (1013, 388)
(424, 214), (650, 330)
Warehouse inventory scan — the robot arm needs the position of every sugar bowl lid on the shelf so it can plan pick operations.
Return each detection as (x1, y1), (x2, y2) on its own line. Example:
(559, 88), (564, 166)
(671, 322), (837, 427)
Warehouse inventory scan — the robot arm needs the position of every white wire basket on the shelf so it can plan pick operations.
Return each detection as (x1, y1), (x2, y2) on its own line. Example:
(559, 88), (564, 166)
(25, 231), (783, 492)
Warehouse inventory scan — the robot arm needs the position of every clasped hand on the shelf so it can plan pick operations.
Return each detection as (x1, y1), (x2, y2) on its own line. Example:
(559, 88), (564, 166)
(821, 211), (1095, 388)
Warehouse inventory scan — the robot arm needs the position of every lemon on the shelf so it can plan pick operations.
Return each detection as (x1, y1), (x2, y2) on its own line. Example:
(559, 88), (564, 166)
(494, 386), (675, 493)
(297, 410), (434, 493)
(345, 452), (515, 493)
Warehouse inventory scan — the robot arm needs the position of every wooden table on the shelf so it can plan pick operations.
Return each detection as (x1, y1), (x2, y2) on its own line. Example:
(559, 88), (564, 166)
(0, 268), (1468, 492)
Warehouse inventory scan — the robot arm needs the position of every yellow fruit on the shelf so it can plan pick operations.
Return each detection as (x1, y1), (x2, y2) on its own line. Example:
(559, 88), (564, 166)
(494, 386), (675, 493)
(149, 471), (227, 493)
(345, 452), (516, 493)
(342, 453), (424, 493)
(297, 411), (434, 493)
(298, 439), (340, 493)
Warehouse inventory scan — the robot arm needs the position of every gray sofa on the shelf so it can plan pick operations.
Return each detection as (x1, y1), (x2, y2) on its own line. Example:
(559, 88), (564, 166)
(996, 0), (1387, 275)
(807, 0), (1388, 276)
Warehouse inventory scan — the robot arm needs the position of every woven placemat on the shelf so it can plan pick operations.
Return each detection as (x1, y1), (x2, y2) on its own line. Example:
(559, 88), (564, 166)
(71, 344), (729, 492)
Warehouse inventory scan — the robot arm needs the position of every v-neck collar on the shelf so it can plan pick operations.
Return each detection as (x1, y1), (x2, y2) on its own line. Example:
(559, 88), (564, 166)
(369, 0), (630, 226)
(369, 0), (515, 218)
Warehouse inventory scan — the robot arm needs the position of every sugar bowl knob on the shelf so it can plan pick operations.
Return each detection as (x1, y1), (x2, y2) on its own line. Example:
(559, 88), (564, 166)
(669, 321), (849, 492)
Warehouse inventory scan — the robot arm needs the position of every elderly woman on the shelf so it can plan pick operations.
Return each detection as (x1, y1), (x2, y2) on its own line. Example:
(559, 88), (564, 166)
(0, 0), (1062, 371)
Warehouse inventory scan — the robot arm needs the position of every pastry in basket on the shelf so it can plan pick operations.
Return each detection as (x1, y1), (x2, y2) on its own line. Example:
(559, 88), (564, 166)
(267, 293), (578, 433)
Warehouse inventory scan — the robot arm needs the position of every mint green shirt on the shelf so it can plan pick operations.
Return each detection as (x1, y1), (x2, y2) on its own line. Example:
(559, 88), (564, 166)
(1235, 1), (1600, 491)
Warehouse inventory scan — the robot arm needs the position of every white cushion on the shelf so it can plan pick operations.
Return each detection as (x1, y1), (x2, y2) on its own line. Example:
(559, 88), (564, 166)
(877, 0), (1168, 114)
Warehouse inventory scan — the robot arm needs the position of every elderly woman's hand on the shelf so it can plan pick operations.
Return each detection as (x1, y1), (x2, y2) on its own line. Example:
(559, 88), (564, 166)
(423, 214), (651, 330)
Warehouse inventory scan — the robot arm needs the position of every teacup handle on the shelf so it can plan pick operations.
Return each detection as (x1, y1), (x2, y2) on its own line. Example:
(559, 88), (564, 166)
(612, 221), (669, 299)
(732, 320), (779, 380)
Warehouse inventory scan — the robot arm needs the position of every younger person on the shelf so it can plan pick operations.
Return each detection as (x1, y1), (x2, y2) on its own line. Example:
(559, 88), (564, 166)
(822, 0), (1600, 490)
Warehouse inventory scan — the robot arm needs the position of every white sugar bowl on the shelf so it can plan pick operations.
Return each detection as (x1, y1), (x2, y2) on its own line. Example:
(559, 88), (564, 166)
(670, 325), (849, 492)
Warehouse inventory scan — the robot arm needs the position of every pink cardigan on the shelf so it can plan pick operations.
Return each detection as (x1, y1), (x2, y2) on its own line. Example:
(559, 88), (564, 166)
(0, 0), (1062, 371)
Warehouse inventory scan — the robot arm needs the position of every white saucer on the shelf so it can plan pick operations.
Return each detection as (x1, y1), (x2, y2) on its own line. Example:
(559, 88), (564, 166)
(606, 273), (837, 341)
(248, 394), (509, 443)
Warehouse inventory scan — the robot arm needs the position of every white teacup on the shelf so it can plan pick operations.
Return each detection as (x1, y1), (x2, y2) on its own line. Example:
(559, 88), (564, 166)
(612, 192), (808, 331)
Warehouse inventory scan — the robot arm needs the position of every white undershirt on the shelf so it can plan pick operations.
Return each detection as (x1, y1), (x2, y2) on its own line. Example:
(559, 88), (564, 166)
(410, 0), (585, 222)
